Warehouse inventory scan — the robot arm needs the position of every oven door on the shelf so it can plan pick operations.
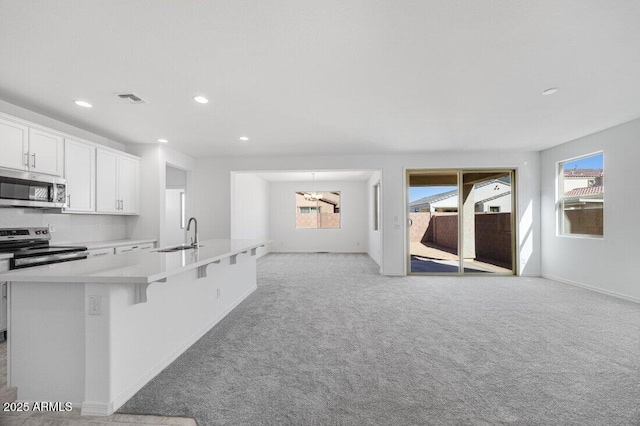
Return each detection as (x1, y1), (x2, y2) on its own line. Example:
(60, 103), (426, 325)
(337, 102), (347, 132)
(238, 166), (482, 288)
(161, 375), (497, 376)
(11, 251), (89, 269)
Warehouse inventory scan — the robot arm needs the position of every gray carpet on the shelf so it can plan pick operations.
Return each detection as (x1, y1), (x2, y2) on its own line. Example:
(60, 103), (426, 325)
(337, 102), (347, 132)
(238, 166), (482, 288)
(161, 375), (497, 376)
(119, 253), (640, 425)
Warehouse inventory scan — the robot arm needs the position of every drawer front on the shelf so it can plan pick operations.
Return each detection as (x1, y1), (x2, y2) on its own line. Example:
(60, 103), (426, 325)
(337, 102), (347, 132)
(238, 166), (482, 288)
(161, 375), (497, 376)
(88, 248), (114, 258)
(115, 244), (140, 254)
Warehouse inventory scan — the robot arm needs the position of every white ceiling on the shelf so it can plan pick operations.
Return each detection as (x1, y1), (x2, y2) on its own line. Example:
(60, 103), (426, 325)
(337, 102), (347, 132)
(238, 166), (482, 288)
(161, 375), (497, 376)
(252, 170), (375, 182)
(2, 1), (640, 158)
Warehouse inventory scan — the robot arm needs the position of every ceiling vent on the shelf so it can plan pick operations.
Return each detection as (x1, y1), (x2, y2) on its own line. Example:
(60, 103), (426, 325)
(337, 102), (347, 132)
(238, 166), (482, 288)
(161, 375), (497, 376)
(117, 93), (147, 104)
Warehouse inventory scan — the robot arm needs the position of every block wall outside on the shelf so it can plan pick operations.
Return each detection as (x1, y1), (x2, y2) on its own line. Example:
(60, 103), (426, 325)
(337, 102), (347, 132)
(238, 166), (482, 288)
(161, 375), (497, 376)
(295, 213), (340, 229)
(564, 209), (603, 236)
(474, 213), (512, 265)
(409, 212), (432, 242)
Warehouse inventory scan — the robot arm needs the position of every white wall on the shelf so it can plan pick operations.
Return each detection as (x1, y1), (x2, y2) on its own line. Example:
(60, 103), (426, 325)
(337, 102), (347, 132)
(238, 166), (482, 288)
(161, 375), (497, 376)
(367, 171), (382, 267)
(541, 118), (640, 301)
(128, 145), (196, 247)
(194, 151), (540, 276)
(230, 173), (271, 257)
(0, 209), (127, 244)
(269, 179), (367, 253)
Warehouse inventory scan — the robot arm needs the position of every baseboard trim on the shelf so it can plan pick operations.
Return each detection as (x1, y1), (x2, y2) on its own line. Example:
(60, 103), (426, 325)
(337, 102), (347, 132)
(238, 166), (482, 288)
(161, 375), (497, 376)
(542, 274), (640, 304)
(81, 401), (113, 416)
(108, 284), (258, 414)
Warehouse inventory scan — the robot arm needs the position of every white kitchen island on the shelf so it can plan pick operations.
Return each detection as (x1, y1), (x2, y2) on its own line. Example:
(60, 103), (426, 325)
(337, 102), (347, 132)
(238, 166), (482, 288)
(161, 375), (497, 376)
(0, 239), (269, 416)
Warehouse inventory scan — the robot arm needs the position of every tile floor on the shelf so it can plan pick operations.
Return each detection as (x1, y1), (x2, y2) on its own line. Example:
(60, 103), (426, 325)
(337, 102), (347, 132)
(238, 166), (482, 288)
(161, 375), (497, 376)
(1, 409), (197, 425)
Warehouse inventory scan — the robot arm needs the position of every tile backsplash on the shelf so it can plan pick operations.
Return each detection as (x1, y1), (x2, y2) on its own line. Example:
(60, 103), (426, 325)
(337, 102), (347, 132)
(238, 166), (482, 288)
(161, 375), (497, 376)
(0, 208), (128, 243)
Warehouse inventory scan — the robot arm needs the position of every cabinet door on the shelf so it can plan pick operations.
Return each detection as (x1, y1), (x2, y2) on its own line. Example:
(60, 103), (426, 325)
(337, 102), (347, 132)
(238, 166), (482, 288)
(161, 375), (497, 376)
(64, 139), (96, 212)
(96, 149), (119, 213)
(28, 128), (64, 176)
(118, 156), (139, 214)
(0, 117), (28, 171)
(0, 282), (7, 333)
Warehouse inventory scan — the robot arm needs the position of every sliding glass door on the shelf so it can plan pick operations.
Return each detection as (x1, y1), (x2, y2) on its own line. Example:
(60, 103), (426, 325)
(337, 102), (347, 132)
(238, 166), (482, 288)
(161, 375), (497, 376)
(408, 171), (460, 274)
(407, 169), (516, 275)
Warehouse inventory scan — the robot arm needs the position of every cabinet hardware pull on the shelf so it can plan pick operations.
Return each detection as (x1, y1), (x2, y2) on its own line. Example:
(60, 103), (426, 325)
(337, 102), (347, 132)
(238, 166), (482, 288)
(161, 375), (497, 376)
(116, 199), (119, 210)
(24, 152), (29, 166)
(121, 200), (124, 211)
(32, 153), (36, 168)
(67, 194), (71, 208)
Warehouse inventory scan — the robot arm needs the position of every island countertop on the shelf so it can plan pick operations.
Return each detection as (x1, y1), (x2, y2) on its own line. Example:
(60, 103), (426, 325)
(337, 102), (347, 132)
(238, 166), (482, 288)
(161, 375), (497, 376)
(0, 239), (269, 284)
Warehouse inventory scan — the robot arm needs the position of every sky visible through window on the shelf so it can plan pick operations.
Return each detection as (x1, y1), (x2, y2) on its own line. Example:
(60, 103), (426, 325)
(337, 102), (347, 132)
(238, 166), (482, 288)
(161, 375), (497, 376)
(409, 186), (456, 202)
(563, 153), (603, 170)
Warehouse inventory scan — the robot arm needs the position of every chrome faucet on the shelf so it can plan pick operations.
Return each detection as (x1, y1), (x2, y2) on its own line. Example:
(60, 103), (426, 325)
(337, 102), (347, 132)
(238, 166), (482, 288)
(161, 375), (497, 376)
(187, 217), (199, 248)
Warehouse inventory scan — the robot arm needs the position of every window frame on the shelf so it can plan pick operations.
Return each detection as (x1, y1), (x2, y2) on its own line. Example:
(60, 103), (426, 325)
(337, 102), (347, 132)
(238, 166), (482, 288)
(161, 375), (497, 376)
(556, 151), (604, 239)
(295, 190), (342, 229)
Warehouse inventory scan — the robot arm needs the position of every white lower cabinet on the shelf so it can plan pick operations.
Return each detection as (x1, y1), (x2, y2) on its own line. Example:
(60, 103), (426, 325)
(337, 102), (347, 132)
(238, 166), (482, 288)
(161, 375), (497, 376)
(0, 282), (6, 339)
(1, 260), (9, 338)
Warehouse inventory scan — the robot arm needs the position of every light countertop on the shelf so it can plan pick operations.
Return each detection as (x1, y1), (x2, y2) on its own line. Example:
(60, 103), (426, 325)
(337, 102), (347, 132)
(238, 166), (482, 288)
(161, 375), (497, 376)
(0, 239), (269, 284)
(0, 253), (13, 261)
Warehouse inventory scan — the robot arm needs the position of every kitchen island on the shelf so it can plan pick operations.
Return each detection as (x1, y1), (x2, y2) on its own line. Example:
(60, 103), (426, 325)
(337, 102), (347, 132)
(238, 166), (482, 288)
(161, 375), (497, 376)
(0, 239), (269, 416)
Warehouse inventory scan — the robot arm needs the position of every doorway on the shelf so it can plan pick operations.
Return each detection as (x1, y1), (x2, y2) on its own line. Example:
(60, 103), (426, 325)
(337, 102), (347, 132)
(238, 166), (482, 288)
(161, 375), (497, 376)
(407, 169), (516, 275)
(165, 165), (187, 247)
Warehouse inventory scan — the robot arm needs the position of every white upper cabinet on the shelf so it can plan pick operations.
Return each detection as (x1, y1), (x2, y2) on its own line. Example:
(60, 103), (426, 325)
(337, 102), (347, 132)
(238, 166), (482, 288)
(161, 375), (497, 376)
(28, 128), (64, 176)
(0, 117), (29, 171)
(96, 148), (139, 215)
(0, 116), (63, 176)
(118, 155), (138, 214)
(96, 149), (119, 213)
(64, 139), (96, 212)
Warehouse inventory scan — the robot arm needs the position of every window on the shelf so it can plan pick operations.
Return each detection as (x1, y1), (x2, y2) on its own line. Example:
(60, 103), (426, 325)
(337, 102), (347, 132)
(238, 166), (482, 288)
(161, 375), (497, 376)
(558, 152), (603, 236)
(489, 206), (500, 213)
(295, 191), (341, 229)
(298, 206), (319, 214)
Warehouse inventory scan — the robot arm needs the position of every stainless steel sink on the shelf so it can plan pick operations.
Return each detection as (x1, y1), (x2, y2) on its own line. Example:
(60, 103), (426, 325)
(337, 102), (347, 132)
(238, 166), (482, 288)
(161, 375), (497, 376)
(156, 245), (203, 253)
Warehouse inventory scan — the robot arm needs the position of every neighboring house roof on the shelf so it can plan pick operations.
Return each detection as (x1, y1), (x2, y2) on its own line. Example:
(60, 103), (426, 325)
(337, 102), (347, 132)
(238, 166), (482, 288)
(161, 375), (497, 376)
(564, 185), (603, 197)
(564, 169), (603, 178)
(477, 191), (511, 204)
(409, 189), (458, 207)
(475, 178), (511, 188)
(409, 178), (510, 207)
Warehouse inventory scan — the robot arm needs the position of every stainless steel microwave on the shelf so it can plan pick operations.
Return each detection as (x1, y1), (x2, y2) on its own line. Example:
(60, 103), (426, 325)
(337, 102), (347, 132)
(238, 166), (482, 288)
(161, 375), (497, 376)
(0, 168), (66, 208)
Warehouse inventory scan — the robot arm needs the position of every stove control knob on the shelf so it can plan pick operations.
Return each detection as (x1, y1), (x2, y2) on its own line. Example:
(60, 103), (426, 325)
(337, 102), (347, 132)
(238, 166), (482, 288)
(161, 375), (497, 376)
(43, 230), (48, 234)
(35, 230), (41, 234)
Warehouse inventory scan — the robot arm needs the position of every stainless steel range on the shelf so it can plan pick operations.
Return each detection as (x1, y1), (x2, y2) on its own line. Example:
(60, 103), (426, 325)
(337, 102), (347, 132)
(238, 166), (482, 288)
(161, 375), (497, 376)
(0, 227), (88, 269)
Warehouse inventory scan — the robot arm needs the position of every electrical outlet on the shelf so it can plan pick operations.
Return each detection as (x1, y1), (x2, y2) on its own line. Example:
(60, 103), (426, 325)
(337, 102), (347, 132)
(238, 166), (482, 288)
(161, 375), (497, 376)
(48, 223), (55, 233)
(88, 295), (102, 315)
(216, 288), (221, 299)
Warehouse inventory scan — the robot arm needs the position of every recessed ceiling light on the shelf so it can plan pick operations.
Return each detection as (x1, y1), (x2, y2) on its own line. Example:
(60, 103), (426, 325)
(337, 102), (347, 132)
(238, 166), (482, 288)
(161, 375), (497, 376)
(157, 138), (168, 143)
(239, 136), (249, 141)
(193, 95), (209, 104)
(542, 88), (558, 96)
(74, 100), (92, 108)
